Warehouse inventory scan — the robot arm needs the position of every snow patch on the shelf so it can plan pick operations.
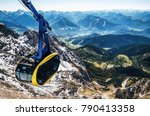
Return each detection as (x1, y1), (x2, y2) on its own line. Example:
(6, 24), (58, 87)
(0, 23), (4, 26)
(58, 45), (66, 52)
(58, 60), (77, 71)
(127, 27), (144, 32)
(102, 20), (106, 27)
(121, 78), (129, 89)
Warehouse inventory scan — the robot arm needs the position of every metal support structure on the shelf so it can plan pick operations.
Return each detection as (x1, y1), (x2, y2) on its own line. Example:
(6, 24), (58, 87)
(21, 0), (52, 61)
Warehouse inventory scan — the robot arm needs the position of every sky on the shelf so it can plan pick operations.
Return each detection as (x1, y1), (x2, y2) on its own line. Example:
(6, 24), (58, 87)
(0, 0), (150, 11)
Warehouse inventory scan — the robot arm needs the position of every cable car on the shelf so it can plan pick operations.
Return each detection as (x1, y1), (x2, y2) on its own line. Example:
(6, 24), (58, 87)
(15, 0), (60, 86)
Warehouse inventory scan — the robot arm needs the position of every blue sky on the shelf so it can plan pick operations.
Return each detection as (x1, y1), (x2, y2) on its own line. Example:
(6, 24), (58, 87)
(0, 0), (150, 11)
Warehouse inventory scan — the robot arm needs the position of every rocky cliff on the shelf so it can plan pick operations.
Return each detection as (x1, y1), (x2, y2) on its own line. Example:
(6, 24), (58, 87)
(0, 24), (102, 99)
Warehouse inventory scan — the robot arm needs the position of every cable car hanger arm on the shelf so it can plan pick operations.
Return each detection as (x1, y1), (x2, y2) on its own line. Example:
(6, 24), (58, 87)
(20, 0), (52, 61)
(20, 0), (39, 21)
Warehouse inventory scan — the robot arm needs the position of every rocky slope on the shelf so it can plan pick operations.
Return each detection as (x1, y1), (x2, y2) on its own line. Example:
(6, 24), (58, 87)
(0, 24), (102, 99)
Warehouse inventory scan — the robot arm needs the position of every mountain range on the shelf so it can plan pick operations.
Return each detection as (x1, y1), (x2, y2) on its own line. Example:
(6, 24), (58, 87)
(69, 33), (150, 48)
(0, 10), (150, 37)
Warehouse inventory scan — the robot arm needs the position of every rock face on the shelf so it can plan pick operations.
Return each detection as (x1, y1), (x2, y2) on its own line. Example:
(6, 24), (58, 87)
(0, 24), (19, 38)
(115, 78), (150, 99)
(0, 24), (101, 99)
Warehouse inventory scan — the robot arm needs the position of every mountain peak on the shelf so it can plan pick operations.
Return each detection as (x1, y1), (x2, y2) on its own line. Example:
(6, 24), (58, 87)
(78, 14), (116, 30)
(86, 15), (104, 20)
(52, 16), (79, 29)
(15, 9), (25, 15)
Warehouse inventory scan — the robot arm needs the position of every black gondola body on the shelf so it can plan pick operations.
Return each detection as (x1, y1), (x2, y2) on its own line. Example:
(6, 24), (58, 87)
(16, 53), (60, 86)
